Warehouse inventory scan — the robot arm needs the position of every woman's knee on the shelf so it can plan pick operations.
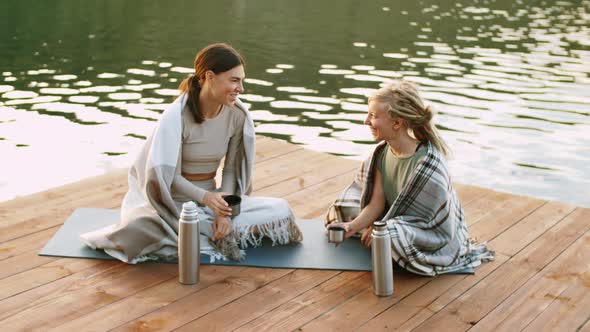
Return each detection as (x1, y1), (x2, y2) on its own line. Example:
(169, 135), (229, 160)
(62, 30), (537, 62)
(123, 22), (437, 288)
(272, 197), (290, 209)
(246, 196), (290, 209)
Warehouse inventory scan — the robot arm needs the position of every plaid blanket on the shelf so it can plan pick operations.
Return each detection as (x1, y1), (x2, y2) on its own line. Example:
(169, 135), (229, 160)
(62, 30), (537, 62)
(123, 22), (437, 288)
(326, 141), (494, 276)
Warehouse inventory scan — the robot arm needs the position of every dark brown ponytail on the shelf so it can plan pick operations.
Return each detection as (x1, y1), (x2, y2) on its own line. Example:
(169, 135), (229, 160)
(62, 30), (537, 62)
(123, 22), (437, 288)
(178, 43), (245, 123)
(178, 75), (203, 123)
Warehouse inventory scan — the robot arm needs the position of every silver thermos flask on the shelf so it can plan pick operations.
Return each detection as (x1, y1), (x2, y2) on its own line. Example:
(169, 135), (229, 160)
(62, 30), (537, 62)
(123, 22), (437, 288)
(371, 220), (394, 296)
(178, 201), (200, 284)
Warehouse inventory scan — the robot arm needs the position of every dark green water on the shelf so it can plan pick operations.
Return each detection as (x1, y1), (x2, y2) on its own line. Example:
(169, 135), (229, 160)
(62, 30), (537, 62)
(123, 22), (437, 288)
(1, 0), (589, 206)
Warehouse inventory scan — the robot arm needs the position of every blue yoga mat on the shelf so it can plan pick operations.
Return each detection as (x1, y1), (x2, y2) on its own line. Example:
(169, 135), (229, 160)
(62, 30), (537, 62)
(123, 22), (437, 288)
(40, 208), (474, 274)
(40, 208), (373, 270)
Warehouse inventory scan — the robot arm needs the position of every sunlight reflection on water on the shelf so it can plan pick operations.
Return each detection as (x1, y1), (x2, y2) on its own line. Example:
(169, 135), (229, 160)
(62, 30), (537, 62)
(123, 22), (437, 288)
(0, 0), (589, 207)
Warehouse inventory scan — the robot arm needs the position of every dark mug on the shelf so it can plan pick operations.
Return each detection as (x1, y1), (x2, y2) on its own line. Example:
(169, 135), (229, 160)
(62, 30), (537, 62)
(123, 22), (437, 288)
(222, 195), (241, 217)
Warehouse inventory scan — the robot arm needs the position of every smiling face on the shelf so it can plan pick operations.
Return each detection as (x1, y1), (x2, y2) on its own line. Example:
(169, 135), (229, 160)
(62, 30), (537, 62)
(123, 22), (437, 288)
(364, 100), (398, 142)
(206, 65), (245, 106)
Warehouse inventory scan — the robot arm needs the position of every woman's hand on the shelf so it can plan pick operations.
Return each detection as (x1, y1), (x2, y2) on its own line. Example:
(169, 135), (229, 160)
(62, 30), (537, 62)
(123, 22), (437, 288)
(212, 215), (232, 241)
(327, 222), (373, 247)
(203, 192), (233, 217)
(360, 225), (373, 247)
(327, 222), (357, 239)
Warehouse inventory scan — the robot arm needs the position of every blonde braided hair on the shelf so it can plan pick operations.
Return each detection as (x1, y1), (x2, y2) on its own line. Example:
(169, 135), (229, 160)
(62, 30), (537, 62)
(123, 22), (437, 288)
(369, 80), (449, 157)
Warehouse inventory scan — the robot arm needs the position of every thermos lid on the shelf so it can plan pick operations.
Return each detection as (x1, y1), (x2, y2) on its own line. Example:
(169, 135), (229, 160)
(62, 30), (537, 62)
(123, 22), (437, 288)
(373, 220), (387, 230)
(182, 201), (197, 210)
(180, 201), (199, 222)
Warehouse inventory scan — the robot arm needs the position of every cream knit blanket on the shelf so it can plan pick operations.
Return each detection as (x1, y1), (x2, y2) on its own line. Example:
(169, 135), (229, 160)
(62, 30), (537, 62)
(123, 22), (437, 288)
(81, 94), (255, 263)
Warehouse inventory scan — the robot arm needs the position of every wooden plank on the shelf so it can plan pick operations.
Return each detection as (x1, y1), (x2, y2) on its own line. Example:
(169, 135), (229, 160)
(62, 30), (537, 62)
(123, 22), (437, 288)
(490, 201), (576, 256)
(382, 206), (585, 331)
(462, 190), (518, 226)
(0, 242), (80, 296)
(453, 183), (493, 206)
(110, 267), (292, 332)
(522, 283), (590, 332)
(255, 157), (357, 198)
(234, 271), (370, 331)
(521, 245), (590, 332)
(0, 191), (122, 258)
(410, 207), (590, 332)
(0, 185), (126, 243)
(0, 169), (127, 214)
(355, 254), (507, 332)
(366, 255), (509, 332)
(470, 227), (590, 332)
(0, 174), (126, 238)
(284, 170), (357, 218)
(52, 265), (249, 332)
(356, 201), (575, 331)
(175, 269), (340, 331)
(467, 195), (546, 240)
(0, 258), (105, 301)
(254, 135), (304, 163)
(0, 260), (120, 321)
(0, 172), (126, 229)
(0, 262), (177, 331)
(0, 227), (58, 261)
(0, 250), (56, 280)
(252, 148), (334, 190)
(0, 196), (122, 279)
(297, 271), (432, 331)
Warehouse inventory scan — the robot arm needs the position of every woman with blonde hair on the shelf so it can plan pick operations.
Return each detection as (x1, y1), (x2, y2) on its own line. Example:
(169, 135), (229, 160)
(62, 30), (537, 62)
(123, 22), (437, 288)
(326, 80), (493, 276)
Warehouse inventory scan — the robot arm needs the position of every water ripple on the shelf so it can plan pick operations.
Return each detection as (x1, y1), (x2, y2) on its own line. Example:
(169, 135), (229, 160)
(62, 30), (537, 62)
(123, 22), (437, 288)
(270, 100), (333, 112)
(0, 0), (588, 207)
(38, 88), (79, 95)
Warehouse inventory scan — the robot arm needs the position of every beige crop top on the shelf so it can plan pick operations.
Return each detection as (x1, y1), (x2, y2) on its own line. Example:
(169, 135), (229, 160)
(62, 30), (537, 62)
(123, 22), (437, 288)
(171, 104), (246, 203)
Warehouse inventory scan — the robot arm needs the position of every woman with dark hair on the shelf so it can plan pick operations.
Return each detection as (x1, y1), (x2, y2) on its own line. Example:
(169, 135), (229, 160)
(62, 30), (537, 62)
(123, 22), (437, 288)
(81, 43), (302, 263)
(326, 80), (493, 276)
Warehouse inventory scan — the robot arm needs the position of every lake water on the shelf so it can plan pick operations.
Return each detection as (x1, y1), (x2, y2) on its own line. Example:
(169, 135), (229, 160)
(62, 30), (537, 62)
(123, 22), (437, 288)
(1, 0), (589, 206)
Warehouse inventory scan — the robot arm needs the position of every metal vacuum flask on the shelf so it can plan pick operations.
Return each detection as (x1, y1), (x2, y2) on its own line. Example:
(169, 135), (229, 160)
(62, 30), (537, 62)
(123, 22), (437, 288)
(178, 201), (200, 284)
(371, 220), (394, 296)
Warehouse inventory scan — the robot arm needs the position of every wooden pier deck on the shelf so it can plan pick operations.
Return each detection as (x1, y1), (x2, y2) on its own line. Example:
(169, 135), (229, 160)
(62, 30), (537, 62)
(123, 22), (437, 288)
(1, 136), (588, 331)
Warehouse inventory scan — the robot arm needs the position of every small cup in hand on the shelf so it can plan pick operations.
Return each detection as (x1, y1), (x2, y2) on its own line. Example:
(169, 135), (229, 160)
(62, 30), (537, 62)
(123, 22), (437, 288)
(327, 225), (345, 246)
(222, 195), (241, 217)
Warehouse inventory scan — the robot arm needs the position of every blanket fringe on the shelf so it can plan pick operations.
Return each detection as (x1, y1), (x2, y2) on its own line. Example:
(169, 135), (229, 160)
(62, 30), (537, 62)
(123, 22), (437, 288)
(201, 247), (246, 263)
(129, 213), (303, 263)
(123, 248), (247, 264)
(233, 211), (303, 249)
(468, 239), (495, 262)
(210, 235), (246, 261)
(131, 253), (177, 264)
